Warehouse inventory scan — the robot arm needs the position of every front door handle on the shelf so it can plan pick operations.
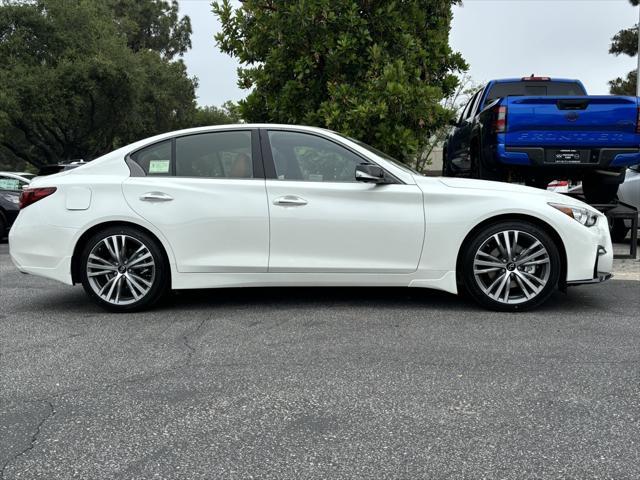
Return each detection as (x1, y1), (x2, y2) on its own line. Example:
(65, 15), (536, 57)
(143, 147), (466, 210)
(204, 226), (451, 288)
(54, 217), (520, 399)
(273, 195), (308, 206)
(140, 192), (174, 202)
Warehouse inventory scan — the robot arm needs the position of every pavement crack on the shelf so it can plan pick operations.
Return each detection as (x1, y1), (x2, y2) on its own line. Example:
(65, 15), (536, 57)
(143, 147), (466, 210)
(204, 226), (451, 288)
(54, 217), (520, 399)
(181, 318), (206, 366)
(0, 400), (55, 480)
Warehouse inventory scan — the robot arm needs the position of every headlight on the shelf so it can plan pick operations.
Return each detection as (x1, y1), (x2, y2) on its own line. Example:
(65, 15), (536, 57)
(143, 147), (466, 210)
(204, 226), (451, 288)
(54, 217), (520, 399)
(0, 193), (19, 205)
(549, 203), (599, 227)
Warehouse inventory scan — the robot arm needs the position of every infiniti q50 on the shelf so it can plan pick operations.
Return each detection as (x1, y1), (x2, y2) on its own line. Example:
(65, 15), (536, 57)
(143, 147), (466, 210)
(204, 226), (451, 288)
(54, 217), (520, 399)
(9, 125), (613, 312)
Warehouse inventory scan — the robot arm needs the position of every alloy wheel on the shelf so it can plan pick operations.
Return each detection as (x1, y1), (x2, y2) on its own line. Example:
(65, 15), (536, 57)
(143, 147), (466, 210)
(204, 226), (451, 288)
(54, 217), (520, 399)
(473, 230), (551, 305)
(86, 234), (156, 306)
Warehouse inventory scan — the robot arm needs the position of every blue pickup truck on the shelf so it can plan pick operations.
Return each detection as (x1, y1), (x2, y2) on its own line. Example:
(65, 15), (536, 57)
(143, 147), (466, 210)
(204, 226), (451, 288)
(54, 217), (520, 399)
(443, 77), (640, 203)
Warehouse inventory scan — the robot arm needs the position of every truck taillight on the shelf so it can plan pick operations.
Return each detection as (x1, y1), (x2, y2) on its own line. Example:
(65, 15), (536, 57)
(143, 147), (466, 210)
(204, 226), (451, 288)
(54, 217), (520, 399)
(637, 107), (640, 134)
(19, 187), (57, 209)
(492, 106), (507, 133)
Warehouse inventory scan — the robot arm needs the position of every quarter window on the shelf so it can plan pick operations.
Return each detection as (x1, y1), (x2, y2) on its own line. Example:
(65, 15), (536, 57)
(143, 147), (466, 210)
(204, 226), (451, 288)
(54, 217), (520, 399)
(176, 131), (253, 178)
(130, 140), (172, 176)
(268, 131), (364, 182)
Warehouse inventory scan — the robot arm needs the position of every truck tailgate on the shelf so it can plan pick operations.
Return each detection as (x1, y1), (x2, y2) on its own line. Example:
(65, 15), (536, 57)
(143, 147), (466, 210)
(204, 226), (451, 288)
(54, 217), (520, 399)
(505, 96), (638, 148)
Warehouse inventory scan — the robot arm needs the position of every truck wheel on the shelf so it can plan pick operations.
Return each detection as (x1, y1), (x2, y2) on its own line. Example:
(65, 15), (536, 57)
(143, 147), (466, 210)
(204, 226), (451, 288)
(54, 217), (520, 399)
(442, 150), (453, 177)
(610, 218), (630, 243)
(582, 174), (620, 204)
(525, 176), (549, 190)
(472, 152), (504, 182)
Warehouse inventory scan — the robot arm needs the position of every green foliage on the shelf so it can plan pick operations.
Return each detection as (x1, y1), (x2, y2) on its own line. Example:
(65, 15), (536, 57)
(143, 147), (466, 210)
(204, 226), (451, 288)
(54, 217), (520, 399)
(0, 0), (198, 169)
(212, 0), (466, 163)
(108, 0), (192, 60)
(609, 70), (637, 96)
(608, 0), (638, 95)
(193, 101), (242, 127)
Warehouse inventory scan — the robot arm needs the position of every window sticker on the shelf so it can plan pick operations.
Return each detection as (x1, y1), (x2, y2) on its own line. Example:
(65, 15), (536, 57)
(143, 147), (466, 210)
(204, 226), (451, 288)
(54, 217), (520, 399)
(148, 160), (171, 174)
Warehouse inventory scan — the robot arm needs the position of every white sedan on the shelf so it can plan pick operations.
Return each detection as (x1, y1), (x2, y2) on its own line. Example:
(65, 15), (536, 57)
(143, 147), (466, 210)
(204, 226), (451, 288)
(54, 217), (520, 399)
(9, 125), (613, 312)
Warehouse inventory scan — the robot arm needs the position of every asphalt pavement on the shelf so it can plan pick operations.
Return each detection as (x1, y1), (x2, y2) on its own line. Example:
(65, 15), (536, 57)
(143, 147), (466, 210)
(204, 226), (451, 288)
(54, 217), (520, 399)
(1, 242), (639, 479)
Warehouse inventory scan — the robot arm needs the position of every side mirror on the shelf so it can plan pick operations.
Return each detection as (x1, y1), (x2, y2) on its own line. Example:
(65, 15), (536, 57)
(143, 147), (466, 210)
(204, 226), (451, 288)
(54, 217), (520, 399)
(355, 164), (387, 184)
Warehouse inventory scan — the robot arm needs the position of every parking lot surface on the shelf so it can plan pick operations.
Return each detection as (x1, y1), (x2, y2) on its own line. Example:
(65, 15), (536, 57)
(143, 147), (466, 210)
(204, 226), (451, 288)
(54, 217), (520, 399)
(1, 242), (639, 479)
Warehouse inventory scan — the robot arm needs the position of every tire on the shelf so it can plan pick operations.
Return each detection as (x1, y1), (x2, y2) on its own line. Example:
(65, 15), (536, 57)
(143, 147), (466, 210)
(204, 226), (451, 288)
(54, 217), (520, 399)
(79, 226), (169, 312)
(471, 148), (504, 182)
(442, 150), (453, 177)
(610, 218), (630, 243)
(524, 175), (549, 190)
(582, 174), (620, 204)
(461, 221), (561, 311)
(0, 214), (6, 241)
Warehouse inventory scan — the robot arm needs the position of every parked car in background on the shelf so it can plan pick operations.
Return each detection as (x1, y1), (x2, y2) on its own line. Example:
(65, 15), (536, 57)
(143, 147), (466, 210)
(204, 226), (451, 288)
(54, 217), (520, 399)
(0, 172), (33, 190)
(37, 160), (86, 176)
(443, 76), (640, 203)
(0, 189), (20, 240)
(10, 125), (613, 313)
(611, 165), (640, 242)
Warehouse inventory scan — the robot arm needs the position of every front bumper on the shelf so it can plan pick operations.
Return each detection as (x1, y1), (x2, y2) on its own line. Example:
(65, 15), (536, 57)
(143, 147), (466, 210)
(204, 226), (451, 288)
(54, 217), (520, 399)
(567, 272), (613, 286)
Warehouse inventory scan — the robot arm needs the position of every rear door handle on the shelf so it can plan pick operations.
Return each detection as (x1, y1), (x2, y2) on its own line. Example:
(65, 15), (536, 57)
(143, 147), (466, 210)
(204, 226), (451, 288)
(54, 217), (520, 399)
(140, 192), (173, 202)
(273, 195), (308, 206)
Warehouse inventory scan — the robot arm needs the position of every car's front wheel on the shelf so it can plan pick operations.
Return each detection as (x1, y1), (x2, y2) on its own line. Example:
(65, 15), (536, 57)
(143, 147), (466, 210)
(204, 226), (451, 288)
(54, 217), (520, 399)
(461, 221), (561, 311)
(79, 226), (169, 312)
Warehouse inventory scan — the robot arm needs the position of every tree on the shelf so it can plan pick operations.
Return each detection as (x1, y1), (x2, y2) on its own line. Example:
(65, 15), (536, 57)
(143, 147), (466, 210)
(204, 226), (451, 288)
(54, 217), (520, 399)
(608, 0), (638, 95)
(108, 0), (192, 60)
(416, 73), (480, 172)
(193, 101), (242, 127)
(212, 0), (467, 163)
(0, 0), (197, 170)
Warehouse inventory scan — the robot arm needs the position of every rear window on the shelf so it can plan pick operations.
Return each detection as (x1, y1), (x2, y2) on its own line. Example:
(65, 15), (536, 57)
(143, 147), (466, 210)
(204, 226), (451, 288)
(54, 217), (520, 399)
(485, 81), (586, 103)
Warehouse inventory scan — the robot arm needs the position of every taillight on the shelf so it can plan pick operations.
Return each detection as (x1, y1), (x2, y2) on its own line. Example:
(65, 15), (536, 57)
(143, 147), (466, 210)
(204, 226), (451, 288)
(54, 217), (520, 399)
(19, 187), (57, 209)
(636, 107), (640, 134)
(492, 106), (507, 133)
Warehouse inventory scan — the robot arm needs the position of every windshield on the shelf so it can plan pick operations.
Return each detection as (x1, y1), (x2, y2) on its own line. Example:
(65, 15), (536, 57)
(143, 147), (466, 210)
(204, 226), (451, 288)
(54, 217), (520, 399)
(485, 81), (586, 103)
(333, 133), (422, 176)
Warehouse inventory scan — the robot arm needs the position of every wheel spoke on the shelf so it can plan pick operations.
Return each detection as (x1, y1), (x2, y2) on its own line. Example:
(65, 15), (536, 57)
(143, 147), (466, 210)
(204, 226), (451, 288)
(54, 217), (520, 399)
(493, 234), (507, 258)
(515, 270), (541, 294)
(503, 231), (512, 261)
(127, 252), (152, 268)
(492, 272), (511, 300)
(514, 274), (532, 299)
(474, 259), (505, 269)
(516, 248), (547, 266)
(477, 251), (502, 263)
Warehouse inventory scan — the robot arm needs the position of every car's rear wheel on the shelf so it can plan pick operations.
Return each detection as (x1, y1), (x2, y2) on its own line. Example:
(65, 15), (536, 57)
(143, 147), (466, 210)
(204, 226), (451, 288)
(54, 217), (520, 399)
(461, 221), (561, 311)
(79, 226), (169, 312)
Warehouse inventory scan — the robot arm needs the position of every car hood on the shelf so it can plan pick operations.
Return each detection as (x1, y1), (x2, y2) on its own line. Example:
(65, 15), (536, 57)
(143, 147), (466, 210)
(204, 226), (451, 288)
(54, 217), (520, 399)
(417, 176), (595, 211)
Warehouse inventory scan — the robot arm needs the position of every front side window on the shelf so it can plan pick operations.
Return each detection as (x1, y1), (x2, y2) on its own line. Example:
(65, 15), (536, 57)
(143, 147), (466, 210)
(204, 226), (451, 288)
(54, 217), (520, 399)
(268, 131), (364, 182)
(176, 131), (253, 178)
(130, 140), (172, 176)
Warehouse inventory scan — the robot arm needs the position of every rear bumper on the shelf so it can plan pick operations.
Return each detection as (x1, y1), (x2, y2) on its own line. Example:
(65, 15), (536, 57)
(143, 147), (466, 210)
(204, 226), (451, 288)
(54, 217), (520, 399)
(8, 208), (76, 285)
(498, 145), (640, 169)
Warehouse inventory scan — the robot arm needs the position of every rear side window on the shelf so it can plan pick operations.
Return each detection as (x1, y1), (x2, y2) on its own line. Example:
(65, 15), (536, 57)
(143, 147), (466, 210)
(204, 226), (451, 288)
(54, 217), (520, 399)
(130, 140), (172, 176)
(485, 81), (587, 103)
(129, 131), (254, 178)
(176, 131), (252, 178)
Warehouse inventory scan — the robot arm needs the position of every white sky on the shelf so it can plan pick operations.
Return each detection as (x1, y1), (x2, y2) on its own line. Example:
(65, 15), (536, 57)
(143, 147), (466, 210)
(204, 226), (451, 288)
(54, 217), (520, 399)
(178, 0), (639, 107)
